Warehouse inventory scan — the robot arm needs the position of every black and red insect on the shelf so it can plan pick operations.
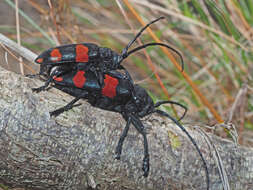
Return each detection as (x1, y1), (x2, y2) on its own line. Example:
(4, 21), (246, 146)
(31, 17), (184, 92)
(31, 64), (209, 189)
(29, 16), (209, 189)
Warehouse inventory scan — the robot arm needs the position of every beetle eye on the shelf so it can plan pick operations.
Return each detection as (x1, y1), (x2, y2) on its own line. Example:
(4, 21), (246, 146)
(49, 66), (59, 76)
(135, 99), (141, 105)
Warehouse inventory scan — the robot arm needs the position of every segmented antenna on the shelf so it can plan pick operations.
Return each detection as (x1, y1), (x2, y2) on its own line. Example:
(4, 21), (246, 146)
(119, 17), (184, 71)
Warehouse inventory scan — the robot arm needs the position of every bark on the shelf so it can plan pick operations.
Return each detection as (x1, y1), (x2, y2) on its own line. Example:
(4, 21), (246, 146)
(0, 65), (253, 190)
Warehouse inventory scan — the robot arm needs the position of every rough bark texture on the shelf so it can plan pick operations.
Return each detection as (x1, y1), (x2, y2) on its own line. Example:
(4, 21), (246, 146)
(0, 65), (253, 190)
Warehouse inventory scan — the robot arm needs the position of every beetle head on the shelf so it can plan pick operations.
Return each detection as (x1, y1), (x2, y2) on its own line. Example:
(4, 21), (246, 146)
(133, 84), (154, 117)
(38, 63), (53, 78)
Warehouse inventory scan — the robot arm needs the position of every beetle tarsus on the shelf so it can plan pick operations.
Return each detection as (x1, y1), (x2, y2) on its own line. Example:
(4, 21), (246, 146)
(142, 156), (150, 177)
(32, 85), (48, 93)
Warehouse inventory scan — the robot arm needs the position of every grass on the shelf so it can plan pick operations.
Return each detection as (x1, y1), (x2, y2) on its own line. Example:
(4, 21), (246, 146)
(0, 0), (252, 146)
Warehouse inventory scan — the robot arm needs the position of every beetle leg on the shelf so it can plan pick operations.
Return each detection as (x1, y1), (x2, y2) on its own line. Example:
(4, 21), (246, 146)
(89, 65), (104, 87)
(115, 116), (132, 160)
(98, 72), (104, 87)
(26, 73), (40, 78)
(130, 114), (149, 177)
(50, 91), (89, 117)
(32, 77), (53, 93)
(50, 97), (81, 117)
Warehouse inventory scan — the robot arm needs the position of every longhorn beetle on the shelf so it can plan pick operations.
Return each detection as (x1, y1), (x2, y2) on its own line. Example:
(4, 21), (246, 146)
(31, 66), (209, 190)
(30, 17), (184, 93)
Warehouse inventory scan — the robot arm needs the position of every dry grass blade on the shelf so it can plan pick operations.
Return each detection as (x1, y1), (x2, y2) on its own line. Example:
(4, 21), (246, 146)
(229, 0), (253, 43)
(197, 126), (231, 190)
(226, 84), (248, 144)
(215, 123), (239, 145)
(130, 0), (249, 52)
(27, 0), (48, 15)
(59, 25), (76, 43)
(48, 0), (61, 44)
(4, 0), (55, 45)
(4, 51), (10, 70)
(0, 43), (36, 74)
(48, 27), (60, 46)
(15, 0), (24, 75)
(179, 37), (234, 102)
(0, 33), (37, 63)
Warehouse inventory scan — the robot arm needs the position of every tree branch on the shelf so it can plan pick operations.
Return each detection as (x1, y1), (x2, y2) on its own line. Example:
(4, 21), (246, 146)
(0, 33), (36, 63)
(0, 65), (253, 190)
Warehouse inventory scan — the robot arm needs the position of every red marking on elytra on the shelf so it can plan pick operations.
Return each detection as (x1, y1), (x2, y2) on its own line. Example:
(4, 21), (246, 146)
(76, 44), (89, 62)
(36, 58), (43, 63)
(53, 76), (63, 82)
(102, 75), (119, 98)
(73, 71), (86, 88)
(50, 48), (62, 62)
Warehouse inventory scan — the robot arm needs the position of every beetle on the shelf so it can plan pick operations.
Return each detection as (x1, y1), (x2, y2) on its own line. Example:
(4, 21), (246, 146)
(31, 17), (184, 92)
(31, 66), (209, 189)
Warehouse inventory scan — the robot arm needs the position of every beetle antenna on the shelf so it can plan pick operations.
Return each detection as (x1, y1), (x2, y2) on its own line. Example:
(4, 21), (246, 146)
(154, 109), (209, 190)
(154, 100), (187, 121)
(125, 42), (184, 71)
(121, 17), (165, 58)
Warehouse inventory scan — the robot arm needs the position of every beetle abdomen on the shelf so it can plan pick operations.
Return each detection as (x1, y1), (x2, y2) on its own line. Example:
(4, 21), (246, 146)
(35, 43), (99, 65)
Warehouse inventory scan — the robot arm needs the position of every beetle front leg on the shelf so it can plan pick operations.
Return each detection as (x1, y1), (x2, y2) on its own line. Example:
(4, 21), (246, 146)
(26, 73), (40, 78)
(32, 77), (53, 93)
(130, 114), (150, 177)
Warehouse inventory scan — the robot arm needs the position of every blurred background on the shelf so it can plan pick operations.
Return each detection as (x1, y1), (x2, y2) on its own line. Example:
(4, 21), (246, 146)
(0, 0), (252, 146)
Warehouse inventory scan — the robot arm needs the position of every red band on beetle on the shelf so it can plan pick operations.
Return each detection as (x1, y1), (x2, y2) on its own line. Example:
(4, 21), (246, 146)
(36, 58), (43, 63)
(102, 75), (119, 98)
(53, 76), (63, 82)
(76, 44), (89, 62)
(50, 48), (62, 62)
(73, 71), (86, 88)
